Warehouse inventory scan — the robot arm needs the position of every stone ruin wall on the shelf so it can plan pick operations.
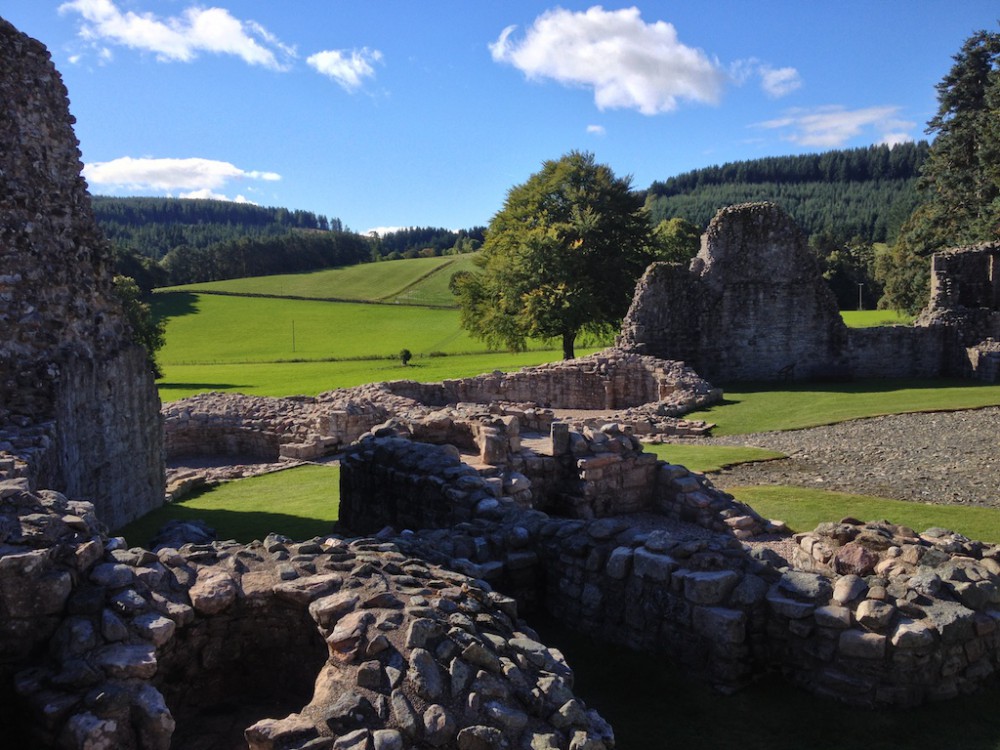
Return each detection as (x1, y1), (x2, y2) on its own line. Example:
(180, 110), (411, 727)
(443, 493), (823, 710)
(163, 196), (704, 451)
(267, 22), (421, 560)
(618, 202), (1000, 383)
(382, 352), (718, 412)
(338, 435), (1000, 707)
(1, 481), (616, 750)
(0, 18), (163, 530)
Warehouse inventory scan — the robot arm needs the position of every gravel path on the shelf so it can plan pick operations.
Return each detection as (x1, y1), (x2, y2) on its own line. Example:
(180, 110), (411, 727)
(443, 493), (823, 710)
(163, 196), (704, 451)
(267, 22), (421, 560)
(695, 407), (1000, 508)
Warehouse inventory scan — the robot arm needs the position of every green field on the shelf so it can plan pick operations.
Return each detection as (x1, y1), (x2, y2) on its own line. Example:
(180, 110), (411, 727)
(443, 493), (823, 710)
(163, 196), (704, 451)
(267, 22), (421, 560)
(688, 378), (1000, 435)
(158, 349), (600, 400)
(117, 464), (340, 546)
(839, 309), (914, 327)
(158, 253), (481, 307)
(645, 443), (785, 473)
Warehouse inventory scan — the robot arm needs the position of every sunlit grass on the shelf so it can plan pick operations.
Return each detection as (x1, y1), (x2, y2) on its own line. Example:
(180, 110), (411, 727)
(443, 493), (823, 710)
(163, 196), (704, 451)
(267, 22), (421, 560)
(688, 378), (1000, 435)
(117, 465), (340, 547)
(731, 484), (1000, 543)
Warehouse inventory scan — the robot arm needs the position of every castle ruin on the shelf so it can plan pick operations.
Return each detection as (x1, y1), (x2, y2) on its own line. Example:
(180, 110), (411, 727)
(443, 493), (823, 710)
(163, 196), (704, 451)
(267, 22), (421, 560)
(618, 202), (1000, 383)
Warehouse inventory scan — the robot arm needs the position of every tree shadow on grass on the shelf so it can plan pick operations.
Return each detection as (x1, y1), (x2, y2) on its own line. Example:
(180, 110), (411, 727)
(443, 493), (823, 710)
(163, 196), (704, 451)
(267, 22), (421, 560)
(151, 291), (200, 323)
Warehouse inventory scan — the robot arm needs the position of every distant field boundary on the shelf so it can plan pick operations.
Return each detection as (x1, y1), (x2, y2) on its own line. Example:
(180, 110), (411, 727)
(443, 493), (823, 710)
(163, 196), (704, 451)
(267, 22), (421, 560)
(155, 287), (458, 310)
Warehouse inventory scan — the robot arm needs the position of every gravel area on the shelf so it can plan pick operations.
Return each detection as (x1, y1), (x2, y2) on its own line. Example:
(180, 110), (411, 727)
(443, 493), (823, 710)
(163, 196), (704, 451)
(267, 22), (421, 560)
(695, 407), (1000, 508)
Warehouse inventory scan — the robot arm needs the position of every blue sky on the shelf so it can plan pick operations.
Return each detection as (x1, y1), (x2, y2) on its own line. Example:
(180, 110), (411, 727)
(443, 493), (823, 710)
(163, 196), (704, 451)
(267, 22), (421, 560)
(4, 1), (998, 234)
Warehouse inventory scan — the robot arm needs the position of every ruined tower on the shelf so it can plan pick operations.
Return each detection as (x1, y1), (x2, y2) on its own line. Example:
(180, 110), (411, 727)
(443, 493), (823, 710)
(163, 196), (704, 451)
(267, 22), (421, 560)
(0, 17), (164, 528)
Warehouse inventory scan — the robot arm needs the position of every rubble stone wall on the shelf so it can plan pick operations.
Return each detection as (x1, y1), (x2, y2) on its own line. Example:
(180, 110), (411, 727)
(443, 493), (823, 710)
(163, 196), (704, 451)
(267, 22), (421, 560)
(0, 18), (163, 529)
(339, 436), (1000, 706)
(618, 203), (1000, 383)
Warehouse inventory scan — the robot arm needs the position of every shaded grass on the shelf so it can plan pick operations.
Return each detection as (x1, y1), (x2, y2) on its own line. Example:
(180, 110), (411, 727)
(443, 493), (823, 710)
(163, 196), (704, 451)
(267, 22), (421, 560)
(533, 612), (1000, 750)
(731, 485), (1000, 544)
(157, 348), (599, 401)
(116, 465), (340, 547)
(644, 443), (785, 473)
(688, 378), (1000, 435)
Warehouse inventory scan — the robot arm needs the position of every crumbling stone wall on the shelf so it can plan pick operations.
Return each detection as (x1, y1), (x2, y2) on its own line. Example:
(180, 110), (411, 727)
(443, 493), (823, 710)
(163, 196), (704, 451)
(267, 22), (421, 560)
(618, 203), (850, 381)
(338, 436), (1000, 706)
(617, 203), (1000, 382)
(1, 482), (614, 749)
(0, 18), (163, 529)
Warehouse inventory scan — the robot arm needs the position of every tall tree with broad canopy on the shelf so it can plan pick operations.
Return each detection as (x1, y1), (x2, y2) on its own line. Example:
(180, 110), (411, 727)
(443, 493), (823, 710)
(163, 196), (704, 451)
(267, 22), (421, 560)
(452, 152), (653, 359)
(877, 28), (1000, 312)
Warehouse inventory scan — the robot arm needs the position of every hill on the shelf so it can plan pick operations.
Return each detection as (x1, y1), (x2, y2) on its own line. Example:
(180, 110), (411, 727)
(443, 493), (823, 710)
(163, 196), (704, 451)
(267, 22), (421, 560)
(645, 142), (930, 243)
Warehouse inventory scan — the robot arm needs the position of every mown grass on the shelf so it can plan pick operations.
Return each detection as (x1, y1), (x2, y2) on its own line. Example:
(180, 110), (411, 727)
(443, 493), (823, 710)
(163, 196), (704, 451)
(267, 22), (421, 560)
(154, 292), (486, 364)
(157, 253), (481, 307)
(688, 378), (1000, 435)
(731, 485), (1000, 543)
(840, 309), (914, 327)
(116, 465), (340, 547)
(644, 443), (785, 473)
(157, 349), (601, 401)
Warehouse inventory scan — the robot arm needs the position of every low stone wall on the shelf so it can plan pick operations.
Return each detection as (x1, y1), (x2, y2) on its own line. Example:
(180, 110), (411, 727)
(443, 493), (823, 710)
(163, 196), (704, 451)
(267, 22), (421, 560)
(383, 352), (718, 411)
(338, 436), (1000, 706)
(163, 354), (719, 470)
(1, 482), (614, 749)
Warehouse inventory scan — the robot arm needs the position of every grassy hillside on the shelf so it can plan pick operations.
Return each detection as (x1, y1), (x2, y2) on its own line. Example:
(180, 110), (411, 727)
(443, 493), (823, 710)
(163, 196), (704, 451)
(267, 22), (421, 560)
(158, 253), (480, 307)
(155, 292), (483, 364)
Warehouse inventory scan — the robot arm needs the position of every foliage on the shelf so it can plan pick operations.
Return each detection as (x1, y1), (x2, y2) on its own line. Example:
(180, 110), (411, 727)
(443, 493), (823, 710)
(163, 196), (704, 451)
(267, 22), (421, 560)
(810, 233), (882, 309)
(645, 142), (929, 245)
(160, 230), (370, 286)
(113, 275), (166, 377)
(399, 348), (412, 366)
(93, 196), (343, 260)
(116, 465), (340, 545)
(686, 379), (1000, 435)
(454, 151), (653, 359)
(877, 29), (1000, 312)
(732, 485), (1000, 544)
(650, 217), (701, 263)
(374, 226), (486, 259)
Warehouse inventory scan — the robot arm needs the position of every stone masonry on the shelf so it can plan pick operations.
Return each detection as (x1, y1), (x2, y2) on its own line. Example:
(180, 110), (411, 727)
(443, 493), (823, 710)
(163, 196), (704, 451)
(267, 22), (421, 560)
(0, 17), (164, 529)
(617, 202), (1000, 382)
(338, 434), (1000, 707)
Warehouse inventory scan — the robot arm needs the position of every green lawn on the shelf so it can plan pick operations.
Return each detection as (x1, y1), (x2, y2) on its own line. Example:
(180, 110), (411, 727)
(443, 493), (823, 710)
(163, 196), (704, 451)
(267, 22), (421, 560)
(840, 309), (914, 327)
(157, 253), (480, 307)
(688, 378), (1000, 435)
(154, 292), (486, 364)
(117, 465), (340, 547)
(732, 485), (1000, 543)
(645, 443), (785, 473)
(157, 348), (600, 401)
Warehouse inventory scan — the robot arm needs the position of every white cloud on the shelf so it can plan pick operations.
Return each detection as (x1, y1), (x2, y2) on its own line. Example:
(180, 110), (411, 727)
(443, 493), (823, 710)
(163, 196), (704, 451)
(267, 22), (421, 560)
(58, 0), (295, 70)
(754, 105), (914, 148)
(759, 65), (801, 98)
(83, 156), (281, 194)
(365, 226), (408, 237)
(307, 48), (383, 92)
(879, 132), (914, 148)
(586, 124), (606, 135)
(490, 6), (724, 115)
(730, 58), (801, 98)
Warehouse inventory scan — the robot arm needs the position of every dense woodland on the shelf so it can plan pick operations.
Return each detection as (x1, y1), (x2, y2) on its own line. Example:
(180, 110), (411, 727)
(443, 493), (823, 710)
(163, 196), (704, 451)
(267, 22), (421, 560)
(645, 142), (930, 244)
(94, 142), (934, 309)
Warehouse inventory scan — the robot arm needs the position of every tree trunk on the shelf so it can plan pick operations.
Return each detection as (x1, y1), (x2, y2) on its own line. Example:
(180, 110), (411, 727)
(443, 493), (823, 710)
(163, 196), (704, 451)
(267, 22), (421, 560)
(562, 331), (576, 360)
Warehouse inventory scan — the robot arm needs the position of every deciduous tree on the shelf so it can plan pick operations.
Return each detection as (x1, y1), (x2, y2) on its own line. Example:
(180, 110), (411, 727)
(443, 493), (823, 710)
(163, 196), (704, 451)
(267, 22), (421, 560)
(452, 152), (652, 359)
